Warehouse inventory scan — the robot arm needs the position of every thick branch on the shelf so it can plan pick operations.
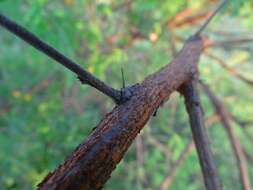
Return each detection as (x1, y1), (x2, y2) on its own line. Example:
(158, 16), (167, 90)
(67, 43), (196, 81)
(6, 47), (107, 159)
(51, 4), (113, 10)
(180, 82), (221, 190)
(37, 37), (204, 190)
(201, 82), (252, 190)
(0, 13), (128, 104)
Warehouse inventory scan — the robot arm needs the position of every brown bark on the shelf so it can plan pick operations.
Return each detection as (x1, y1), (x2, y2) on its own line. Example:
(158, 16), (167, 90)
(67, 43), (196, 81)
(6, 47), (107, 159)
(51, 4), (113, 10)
(164, 30), (220, 190)
(38, 37), (204, 190)
(168, 22), (221, 189)
(180, 82), (221, 190)
(0, 2), (234, 189)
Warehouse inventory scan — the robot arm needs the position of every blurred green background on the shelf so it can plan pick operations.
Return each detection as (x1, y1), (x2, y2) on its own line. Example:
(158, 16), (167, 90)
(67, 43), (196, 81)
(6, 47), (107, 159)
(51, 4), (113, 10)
(0, 0), (253, 189)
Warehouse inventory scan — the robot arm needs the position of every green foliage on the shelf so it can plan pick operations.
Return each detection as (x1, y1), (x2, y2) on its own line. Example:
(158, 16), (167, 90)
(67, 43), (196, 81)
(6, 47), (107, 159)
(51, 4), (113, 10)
(0, 0), (253, 189)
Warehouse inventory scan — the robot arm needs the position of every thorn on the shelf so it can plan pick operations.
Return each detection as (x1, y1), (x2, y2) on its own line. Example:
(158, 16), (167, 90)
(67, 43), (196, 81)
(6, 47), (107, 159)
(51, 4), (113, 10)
(121, 65), (126, 89)
(120, 64), (126, 102)
(153, 109), (158, 117)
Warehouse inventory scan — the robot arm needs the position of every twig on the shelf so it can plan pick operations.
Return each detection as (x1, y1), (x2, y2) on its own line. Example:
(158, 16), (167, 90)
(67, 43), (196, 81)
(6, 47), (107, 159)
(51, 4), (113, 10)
(174, 35), (253, 49)
(0, 13), (129, 104)
(205, 52), (253, 86)
(38, 26), (205, 190)
(159, 141), (195, 190)
(194, 0), (228, 36)
(229, 114), (253, 128)
(180, 82), (221, 190)
(201, 82), (252, 190)
(146, 133), (171, 159)
(228, 112), (253, 146)
(243, 149), (253, 165)
(204, 37), (253, 48)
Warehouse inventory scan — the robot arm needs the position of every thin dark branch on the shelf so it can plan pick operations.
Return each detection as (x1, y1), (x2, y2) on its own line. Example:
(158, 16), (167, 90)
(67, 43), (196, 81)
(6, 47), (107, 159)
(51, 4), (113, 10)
(200, 82), (252, 190)
(195, 0), (228, 36)
(169, 21), (221, 189)
(180, 82), (221, 190)
(243, 149), (253, 165)
(174, 35), (253, 49)
(205, 52), (253, 86)
(229, 114), (253, 128)
(0, 13), (130, 104)
(146, 132), (171, 159)
(205, 37), (253, 48)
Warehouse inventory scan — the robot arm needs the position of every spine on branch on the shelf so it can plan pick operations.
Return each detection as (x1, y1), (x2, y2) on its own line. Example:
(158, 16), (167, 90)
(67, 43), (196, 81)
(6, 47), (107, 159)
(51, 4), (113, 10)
(0, 13), (127, 104)
(0, 1), (229, 189)
(37, 37), (204, 190)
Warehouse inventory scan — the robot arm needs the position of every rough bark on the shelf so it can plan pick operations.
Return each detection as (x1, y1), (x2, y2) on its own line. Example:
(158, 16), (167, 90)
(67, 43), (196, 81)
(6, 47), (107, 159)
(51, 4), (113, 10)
(180, 82), (221, 190)
(169, 26), (221, 190)
(37, 37), (203, 190)
(0, 2), (228, 189)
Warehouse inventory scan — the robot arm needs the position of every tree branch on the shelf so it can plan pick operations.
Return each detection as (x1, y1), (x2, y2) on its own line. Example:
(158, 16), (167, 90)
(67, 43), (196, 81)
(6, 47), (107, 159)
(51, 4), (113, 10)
(174, 35), (253, 50)
(194, 0), (228, 36)
(204, 37), (253, 48)
(244, 149), (253, 165)
(37, 35), (204, 190)
(205, 52), (253, 86)
(200, 82), (252, 190)
(179, 82), (221, 190)
(0, 13), (130, 104)
(169, 8), (222, 186)
(1, 1), (229, 189)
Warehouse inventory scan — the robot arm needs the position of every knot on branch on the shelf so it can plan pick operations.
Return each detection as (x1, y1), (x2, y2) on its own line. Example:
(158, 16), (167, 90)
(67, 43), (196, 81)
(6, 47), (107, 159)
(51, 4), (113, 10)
(119, 84), (139, 104)
(78, 74), (139, 105)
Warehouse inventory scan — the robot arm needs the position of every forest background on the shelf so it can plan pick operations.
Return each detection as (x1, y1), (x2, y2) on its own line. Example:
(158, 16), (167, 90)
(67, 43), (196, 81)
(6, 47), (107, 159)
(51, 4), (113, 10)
(0, 0), (253, 189)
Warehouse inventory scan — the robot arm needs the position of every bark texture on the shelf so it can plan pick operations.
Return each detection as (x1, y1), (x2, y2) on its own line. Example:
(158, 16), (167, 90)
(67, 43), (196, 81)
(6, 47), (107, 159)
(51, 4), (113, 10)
(38, 37), (203, 190)
(180, 82), (221, 190)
